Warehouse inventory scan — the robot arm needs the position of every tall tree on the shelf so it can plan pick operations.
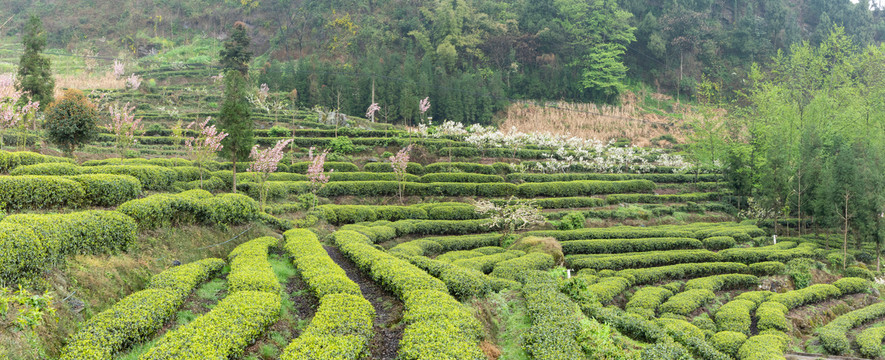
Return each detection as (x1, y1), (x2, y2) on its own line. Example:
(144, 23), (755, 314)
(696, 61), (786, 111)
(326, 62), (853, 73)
(219, 22), (253, 76)
(218, 23), (254, 193)
(17, 15), (54, 110)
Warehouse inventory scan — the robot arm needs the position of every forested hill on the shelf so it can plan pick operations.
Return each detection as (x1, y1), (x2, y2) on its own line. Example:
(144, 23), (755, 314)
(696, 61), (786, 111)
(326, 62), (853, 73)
(3, 0), (885, 124)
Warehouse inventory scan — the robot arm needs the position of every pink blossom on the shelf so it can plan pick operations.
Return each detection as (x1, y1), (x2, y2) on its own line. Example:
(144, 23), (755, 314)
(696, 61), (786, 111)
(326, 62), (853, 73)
(211, 72), (224, 83)
(390, 144), (413, 203)
(0, 91), (39, 149)
(307, 146), (333, 194)
(249, 138), (294, 174)
(126, 74), (142, 90)
(113, 60), (125, 78)
(365, 103), (380, 120)
(419, 97), (430, 114)
(105, 102), (142, 156)
(183, 117), (229, 188)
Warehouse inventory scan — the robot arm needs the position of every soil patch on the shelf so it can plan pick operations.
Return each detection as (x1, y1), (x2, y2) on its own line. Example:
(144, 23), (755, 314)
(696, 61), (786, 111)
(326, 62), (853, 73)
(324, 245), (405, 360)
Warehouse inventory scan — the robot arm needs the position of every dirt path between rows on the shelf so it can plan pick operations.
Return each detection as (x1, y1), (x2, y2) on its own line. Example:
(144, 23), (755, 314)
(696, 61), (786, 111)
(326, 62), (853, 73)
(324, 245), (405, 360)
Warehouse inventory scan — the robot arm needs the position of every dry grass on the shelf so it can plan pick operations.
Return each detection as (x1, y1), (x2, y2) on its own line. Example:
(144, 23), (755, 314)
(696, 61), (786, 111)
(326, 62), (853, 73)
(54, 71), (125, 97)
(498, 91), (689, 146)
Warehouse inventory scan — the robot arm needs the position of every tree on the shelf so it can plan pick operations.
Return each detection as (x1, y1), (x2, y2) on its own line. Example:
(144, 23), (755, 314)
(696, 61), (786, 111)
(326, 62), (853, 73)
(218, 70), (253, 193)
(17, 15), (54, 110)
(249, 139), (293, 211)
(183, 117), (228, 189)
(219, 22), (252, 76)
(105, 103), (142, 158)
(44, 89), (98, 156)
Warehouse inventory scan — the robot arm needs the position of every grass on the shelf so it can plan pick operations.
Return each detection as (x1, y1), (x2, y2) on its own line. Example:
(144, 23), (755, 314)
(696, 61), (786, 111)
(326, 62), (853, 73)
(479, 291), (532, 360)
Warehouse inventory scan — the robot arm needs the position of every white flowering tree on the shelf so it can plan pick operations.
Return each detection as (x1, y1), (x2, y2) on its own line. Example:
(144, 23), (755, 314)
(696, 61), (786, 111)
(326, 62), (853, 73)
(475, 197), (546, 239)
(249, 138), (294, 211)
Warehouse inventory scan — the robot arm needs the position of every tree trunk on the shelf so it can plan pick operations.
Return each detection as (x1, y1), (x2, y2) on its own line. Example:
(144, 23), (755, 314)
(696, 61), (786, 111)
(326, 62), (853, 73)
(843, 193), (849, 270)
(232, 157), (238, 193)
(797, 170), (802, 237)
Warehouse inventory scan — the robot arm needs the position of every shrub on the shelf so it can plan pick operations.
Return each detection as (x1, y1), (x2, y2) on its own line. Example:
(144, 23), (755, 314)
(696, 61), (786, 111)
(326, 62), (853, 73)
(453, 250), (524, 273)
(569, 249), (720, 271)
(749, 261), (786, 276)
(10, 162), (82, 176)
(525, 226), (693, 241)
(703, 236), (736, 251)
(833, 277), (870, 294)
(684, 274), (759, 292)
(856, 325), (885, 358)
(769, 284), (841, 309)
(0, 223), (47, 286)
(490, 252), (555, 280)
(2, 210), (137, 258)
(419, 173), (503, 183)
(586, 277), (632, 304)
(843, 266), (875, 280)
(69, 174), (142, 206)
(714, 299), (756, 334)
(511, 236), (564, 265)
(736, 334), (787, 360)
(562, 237), (703, 255)
(557, 212), (586, 231)
(333, 230), (447, 298)
(818, 302), (885, 355)
(61, 258), (224, 360)
(280, 293), (375, 360)
(83, 165), (178, 190)
(289, 161), (359, 173)
(330, 136), (357, 154)
(139, 291), (282, 359)
(227, 237), (280, 294)
(617, 262), (749, 285)
(756, 301), (791, 332)
(399, 290), (485, 360)
(389, 240), (445, 257)
(660, 289), (715, 316)
(517, 180), (655, 198)
(0, 150), (73, 173)
(436, 250), (485, 263)
(0, 175), (84, 209)
(428, 234), (502, 251)
(710, 331), (747, 358)
(719, 242), (817, 264)
(424, 162), (496, 175)
(404, 256), (494, 299)
(626, 286), (674, 318)
(520, 271), (585, 360)
(363, 161), (424, 175)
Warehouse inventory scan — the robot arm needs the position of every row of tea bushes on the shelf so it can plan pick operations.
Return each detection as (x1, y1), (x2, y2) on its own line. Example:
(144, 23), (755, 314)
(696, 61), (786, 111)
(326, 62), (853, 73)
(117, 190), (258, 229)
(0, 150), (73, 173)
(316, 203), (479, 225)
(332, 230), (485, 359)
(527, 222), (764, 242)
(389, 234), (503, 257)
(281, 229), (374, 359)
(757, 278), (871, 335)
(403, 255), (518, 299)
(140, 234), (283, 359)
(0, 211), (137, 286)
(11, 163), (185, 190)
(59, 259), (224, 360)
(818, 294), (885, 354)
(0, 174), (142, 209)
(520, 270), (590, 359)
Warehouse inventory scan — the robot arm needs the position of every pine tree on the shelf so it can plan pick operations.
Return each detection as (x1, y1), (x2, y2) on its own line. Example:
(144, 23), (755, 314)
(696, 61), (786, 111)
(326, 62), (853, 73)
(219, 22), (252, 76)
(218, 70), (253, 193)
(17, 15), (54, 110)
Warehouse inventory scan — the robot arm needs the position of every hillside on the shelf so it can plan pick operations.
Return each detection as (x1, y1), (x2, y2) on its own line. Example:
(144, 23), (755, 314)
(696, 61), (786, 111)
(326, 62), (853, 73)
(1, 0), (883, 125)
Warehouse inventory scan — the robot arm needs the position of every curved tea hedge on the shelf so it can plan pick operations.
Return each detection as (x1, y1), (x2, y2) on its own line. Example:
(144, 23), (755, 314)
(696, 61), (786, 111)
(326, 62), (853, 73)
(117, 190), (258, 228)
(140, 291), (282, 359)
(568, 249), (720, 271)
(228, 237), (280, 294)
(520, 271), (586, 360)
(60, 258), (223, 360)
(626, 286), (674, 318)
(283, 229), (361, 298)
(0, 175), (85, 209)
(281, 293), (375, 360)
(857, 325), (885, 358)
(0, 150), (73, 173)
(562, 237), (703, 255)
(818, 300), (885, 355)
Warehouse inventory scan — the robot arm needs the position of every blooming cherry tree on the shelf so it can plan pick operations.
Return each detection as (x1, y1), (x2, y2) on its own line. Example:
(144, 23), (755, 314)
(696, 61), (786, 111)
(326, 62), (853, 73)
(126, 74), (142, 90)
(390, 144), (413, 204)
(105, 102), (142, 158)
(249, 138), (294, 211)
(419, 97), (430, 116)
(0, 90), (39, 150)
(365, 103), (380, 122)
(183, 117), (228, 189)
(112, 60), (125, 78)
(475, 197), (546, 238)
(307, 146), (333, 207)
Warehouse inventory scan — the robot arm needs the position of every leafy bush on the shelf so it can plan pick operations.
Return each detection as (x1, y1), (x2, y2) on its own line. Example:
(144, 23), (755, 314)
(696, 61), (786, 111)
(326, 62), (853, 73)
(749, 261), (786, 276)
(520, 271), (585, 360)
(0, 175), (84, 209)
(517, 180), (656, 197)
(69, 174), (142, 206)
(557, 212), (586, 230)
(139, 291), (282, 359)
(856, 325), (885, 358)
(736, 334), (787, 360)
(363, 161), (424, 175)
(660, 289), (715, 316)
(714, 299), (756, 334)
(419, 173), (503, 183)
(511, 236), (564, 265)
(585, 277), (632, 304)
(453, 250), (525, 273)
(626, 286), (674, 318)
(710, 331), (747, 358)
(269, 125), (290, 137)
(490, 252), (555, 280)
(684, 274), (759, 292)
(702, 236), (736, 251)
(330, 136), (357, 154)
(0, 223), (46, 286)
(562, 237), (703, 255)
(404, 255), (495, 299)
(280, 293), (375, 360)
(45, 89), (99, 155)
(617, 262), (749, 285)
(398, 290), (486, 360)
(2, 210), (137, 259)
(569, 249), (720, 271)
(818, 302), (885, 355)
(228, 237), (280, 294)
